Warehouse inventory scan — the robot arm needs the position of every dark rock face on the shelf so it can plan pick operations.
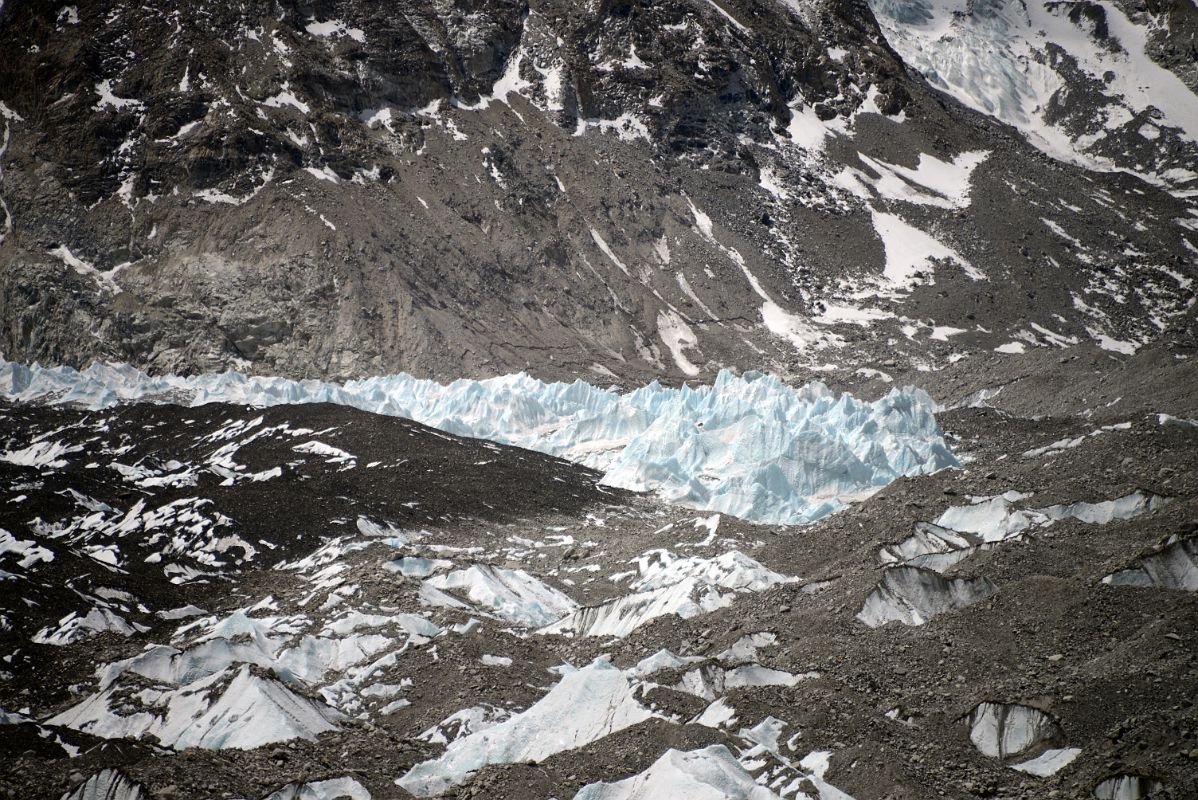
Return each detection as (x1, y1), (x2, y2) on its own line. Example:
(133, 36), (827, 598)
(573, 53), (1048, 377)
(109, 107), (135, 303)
(1, 0), (1192, 383)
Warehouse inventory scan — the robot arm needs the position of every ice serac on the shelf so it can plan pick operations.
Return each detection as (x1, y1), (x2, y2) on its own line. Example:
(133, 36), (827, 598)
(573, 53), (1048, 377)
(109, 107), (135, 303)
(857, 566), (996, 627)
(966, 702), (1061, 759)
(0, 360), (957, 525)
(572, 745), (783, 800)
(397, 660), (654, 797)
(61, 770), (146, 800)
(48, 664), (344, 749)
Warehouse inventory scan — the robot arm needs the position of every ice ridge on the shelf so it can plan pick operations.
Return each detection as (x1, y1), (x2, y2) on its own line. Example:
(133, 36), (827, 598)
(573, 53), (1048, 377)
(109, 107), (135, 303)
(0, 359), (956, 525)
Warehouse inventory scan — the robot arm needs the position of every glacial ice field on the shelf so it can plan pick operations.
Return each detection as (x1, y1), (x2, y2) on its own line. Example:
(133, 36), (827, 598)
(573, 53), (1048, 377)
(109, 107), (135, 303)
(0, 359), (957, 525)
(36, 505), (861, 799)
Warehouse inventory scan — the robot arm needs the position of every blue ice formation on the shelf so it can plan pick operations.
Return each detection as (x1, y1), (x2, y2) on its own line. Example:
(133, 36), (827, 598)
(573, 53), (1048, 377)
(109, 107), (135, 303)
(0, 359), (956, 524)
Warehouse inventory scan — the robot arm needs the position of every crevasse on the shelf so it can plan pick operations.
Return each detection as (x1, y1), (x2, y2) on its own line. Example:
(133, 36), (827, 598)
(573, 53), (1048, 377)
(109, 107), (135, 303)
(0, 360), (957, 525)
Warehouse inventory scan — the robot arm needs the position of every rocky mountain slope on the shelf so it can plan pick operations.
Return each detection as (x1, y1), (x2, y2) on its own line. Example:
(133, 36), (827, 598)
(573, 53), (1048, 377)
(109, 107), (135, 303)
(0, 0), (1194, 386)
(1, 1), (1197, 799)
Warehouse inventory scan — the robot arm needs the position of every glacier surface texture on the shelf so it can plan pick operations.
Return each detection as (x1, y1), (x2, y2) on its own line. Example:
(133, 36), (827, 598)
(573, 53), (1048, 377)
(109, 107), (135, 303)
(0, 360), (956, 524)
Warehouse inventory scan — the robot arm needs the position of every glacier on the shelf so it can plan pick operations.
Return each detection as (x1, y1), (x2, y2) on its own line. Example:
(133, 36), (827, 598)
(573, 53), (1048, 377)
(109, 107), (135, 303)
(872, 490), (1170, 576)
(260, 778), (372, 800)
(1104, 537), (1198, 592)
(573, 745), (783, 800)
(0, 359), (956, 525)
(423, 564), (579, 627)
(1011, 747), (1082, 778)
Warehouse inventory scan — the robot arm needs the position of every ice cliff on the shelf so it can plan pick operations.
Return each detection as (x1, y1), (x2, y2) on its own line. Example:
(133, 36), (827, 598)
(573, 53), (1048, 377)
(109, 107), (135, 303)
(0, 360), (956, 525)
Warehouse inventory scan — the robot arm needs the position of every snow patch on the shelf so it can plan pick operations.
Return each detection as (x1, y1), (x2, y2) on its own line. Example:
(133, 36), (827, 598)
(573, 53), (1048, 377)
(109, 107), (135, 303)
(856, 151), (988, 209)
(657, 309), (702, 377)
(93, 79), (142, 112)
(263, 84), (310, 114)
(871, 211), (981, 289)
(869, 0), (1198, 190)
(304, 19), (366, 43)
(787, 104), (828, 152)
